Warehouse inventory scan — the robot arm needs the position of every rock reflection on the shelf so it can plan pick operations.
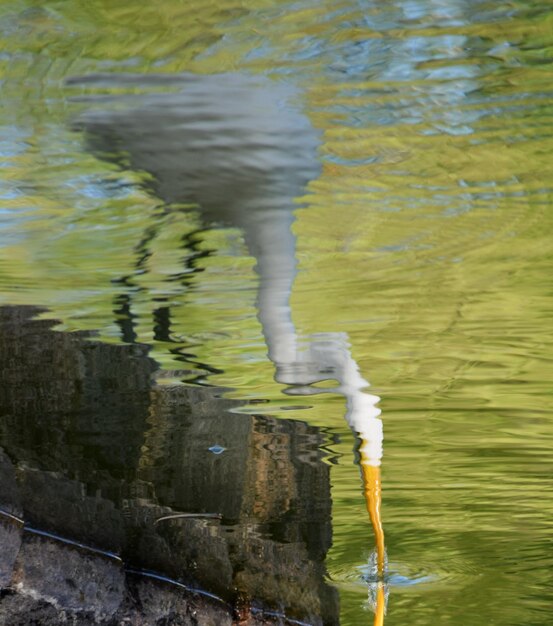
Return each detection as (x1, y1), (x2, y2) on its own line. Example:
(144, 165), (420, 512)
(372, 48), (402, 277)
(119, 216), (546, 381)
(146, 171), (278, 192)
(0, 306), (338, 624)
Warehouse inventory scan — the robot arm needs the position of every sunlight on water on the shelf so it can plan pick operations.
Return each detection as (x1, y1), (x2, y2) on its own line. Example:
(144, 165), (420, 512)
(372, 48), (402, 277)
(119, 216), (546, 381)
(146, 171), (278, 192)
(1, 0), (553, 624)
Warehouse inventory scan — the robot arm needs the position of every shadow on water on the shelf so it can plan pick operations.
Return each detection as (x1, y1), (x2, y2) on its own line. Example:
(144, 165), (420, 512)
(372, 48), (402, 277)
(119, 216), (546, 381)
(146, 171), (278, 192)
(0, 305), (338, 624)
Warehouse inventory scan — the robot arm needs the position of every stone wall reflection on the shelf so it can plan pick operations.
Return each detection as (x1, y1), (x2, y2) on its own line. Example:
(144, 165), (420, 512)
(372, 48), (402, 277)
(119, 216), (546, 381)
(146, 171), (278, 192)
(0, 306), (338, 625)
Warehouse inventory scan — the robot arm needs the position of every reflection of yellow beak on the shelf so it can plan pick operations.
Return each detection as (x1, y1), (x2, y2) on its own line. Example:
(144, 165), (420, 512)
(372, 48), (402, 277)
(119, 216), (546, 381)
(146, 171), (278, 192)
(361, 461), (385, 578)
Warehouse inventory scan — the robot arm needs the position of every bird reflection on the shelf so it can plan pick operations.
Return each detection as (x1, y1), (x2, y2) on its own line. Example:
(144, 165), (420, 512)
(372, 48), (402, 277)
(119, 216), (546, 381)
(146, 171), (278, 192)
(70, 71), (386, 608)
(282, 335), (387, 620)
(279, 333), (386, 579)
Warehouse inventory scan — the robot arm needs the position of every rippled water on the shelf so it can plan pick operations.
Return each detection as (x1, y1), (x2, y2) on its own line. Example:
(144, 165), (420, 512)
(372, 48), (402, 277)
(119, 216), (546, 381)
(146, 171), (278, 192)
(1, 1), (553, 624)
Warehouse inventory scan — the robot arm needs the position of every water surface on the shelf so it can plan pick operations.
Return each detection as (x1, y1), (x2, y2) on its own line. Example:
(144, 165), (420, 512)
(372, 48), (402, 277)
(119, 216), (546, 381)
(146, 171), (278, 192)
(1, 1), (553, 624)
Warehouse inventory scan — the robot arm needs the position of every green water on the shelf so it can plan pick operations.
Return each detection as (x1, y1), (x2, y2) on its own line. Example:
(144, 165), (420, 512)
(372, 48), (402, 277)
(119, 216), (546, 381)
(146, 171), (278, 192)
(1, 1), (553, 624)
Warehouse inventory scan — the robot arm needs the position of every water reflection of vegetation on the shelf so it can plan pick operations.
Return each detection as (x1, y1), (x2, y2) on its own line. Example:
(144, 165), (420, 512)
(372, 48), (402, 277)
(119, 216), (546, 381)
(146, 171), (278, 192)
(1, 1), (553, 625)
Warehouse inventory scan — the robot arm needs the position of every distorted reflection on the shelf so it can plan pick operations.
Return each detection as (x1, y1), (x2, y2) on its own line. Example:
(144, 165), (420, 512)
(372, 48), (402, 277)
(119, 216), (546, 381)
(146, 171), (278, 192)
(0, 306), (338, 624)
(71, 71), (386, 607)
(3, 1), (553, 624)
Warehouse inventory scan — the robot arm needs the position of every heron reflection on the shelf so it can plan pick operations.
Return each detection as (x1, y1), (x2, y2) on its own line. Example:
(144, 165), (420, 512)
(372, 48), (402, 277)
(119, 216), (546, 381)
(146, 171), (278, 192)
(71, 71), (387, 601)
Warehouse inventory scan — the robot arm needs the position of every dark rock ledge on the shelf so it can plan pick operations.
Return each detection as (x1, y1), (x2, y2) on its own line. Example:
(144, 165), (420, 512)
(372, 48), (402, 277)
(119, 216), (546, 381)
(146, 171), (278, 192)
(0, 307), (338, 625)
(0, 503), (311, 626)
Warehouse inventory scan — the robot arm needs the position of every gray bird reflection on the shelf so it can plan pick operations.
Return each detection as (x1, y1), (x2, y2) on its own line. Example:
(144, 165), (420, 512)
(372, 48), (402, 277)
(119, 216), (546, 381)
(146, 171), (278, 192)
(71, 72), (385, 576)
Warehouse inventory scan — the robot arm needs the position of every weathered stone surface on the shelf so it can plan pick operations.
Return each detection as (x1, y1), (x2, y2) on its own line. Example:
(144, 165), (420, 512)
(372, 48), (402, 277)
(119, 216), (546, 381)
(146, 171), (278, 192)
(0, 532), (237, 625)
(0, 306), (339, 624)
(0, 533), (276, 625)
(14, 534), (125, 618)
(125, 575), (234, 626)
(0, 447), (23, 590)
(0, 448), (20, 516)
(0, 592), (67, 626)
(0, 520), (21, 589)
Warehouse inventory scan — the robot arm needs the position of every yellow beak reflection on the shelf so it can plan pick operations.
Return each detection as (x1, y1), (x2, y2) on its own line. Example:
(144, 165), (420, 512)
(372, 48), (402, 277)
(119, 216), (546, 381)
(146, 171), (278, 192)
(361, 462), (385, 578)
(349, 394), (386, 623)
